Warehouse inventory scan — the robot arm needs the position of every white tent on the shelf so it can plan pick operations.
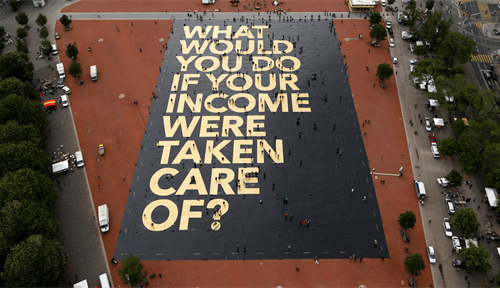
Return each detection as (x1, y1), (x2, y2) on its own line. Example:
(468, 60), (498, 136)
(486, 187), (499, 207)
(429, 99), (440, 107)
(434, 118), (444, 127)
(74, 280), (88, 288)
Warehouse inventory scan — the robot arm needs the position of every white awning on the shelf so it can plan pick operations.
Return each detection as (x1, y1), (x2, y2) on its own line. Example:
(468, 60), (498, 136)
(52, 160), (69, 173)
(434, 118), (444, 127)
(74, 280), (89, 288)
(486, 188), (499, 207)
(429, 99), (440, 107)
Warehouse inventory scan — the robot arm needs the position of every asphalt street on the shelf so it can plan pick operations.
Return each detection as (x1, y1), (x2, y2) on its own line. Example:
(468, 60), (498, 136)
(1, 1), (110, 287)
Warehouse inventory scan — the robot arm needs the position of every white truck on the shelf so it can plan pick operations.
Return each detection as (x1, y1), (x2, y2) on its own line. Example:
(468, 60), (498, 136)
(56, 63), (66, 78)
(98, 204), (110, 233)
(90, 65), (97, 81)
(52, 159), (70, 174)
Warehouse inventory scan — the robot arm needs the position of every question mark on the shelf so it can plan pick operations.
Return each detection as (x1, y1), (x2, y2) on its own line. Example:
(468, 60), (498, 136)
(206, 199), (229, 231)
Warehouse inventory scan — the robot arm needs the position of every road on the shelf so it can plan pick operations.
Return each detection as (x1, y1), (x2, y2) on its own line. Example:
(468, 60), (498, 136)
(388, 0), (500, 287)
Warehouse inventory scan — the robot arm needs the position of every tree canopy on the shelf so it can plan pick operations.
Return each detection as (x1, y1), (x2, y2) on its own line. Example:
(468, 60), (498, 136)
(69, 62), (82, 77)
(404, 253), (426, 277)
(0, 51), (35, 83)
(0, 168), (57, 208)
(16, 27), (28, 40)
(445, 169), (463, 187)
(119, 254), (147, 286)
(60, 15), (72, 28)
(0, 93), (48, 131)
(413, 45), (428, 59)
(398, 210), (417, 231)
(452, 208), (480, 236)
(436, 31), (477, 67)
(39, 27), (49, 39)
(461, 244), (492, 274)
(0, 142), (51, 177)
(16, 12), (29, 26)
(0, 200), (60, 261)
(39, 40), (52, 57)
(370, 24), (387, 43)
(369, 12), (383, 25)
(376, 63), (393, 84)
(1, 235), (67, 287)
(15, 39), (28, 54)
(35, 13), (47, 27)
(0, 77), (39, 101)
(0, 121), (46, 149)
(66, 43), (78, 59)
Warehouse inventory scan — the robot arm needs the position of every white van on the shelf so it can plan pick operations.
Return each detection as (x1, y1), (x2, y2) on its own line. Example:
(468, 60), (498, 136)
(99, 273), (110, 288)
(414, 180), (426, 199)
(52, 44), (58, 55)
(90, 65), (97, 81)
(60, 95), (69, 108)
(75, 151), (84, 167)
(446, 199), (455, 214)
(381, 0), (386, 6)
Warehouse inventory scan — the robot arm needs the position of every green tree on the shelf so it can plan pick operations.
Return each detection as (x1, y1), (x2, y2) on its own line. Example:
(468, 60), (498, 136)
(451, 119), (467, 137)
(413, 45), (428, 59)
(69, 62), (82, 77)
(9, 0), (20, 12)
(0, 26), (5, 39)
(0, 142), (51, 177)
(118, 253), (147, 286)
(438, 137), (459, 157)
(485, 167), (500, 192)
(0, 94), (47, 130)
(0, 41), (5, 53)
(0, 200), (60, 260)
(39, 27), (49, 39)
(404, 253), (426, 277)
(16, 27), (28, 40)
(39, 40), (52, 58)
(376, 63), (394, 84)
(35, 13), (47, 28)
(426, 0), (435, 10)
(445, 169), (463, 187)
(461, 244), (492, 274)
(60, 14), (72, 28)
(0, 121), (46, 149)
(398, 210), (417, 231)
(369, 12), (383, 25)
(452, 208), (480, 236)
(449, 64), (466, 76)
(388, 0), (396, 4)
(15, 39), (28, 54)
(66, 43), (78, 59)
(0, 168), (56, 208)
(419, 11), (451, 47)
(16, 12), (29, 26)
(458, 146), (483, 175)
(410, 58), (448, 83)
(403, 0), (421, 28)
(0, 77), (39, 101)
(1, 235), (67, 287)
(436, 31), (477, 67)
(370, 24), (387, 43)
(0, 51), (34, 82)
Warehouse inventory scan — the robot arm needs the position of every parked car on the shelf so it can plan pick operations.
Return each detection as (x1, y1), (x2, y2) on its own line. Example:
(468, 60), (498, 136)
(427, 246), (437, 264)
(60, 95), (69, 108)
(386, 21), (392, 29)
(483, 71), (492, 80)
(392, 57), (398, 64)
(61, 86), (71, 94)
(55, 32), (60, 40)
(388, 28), (394, 35)
(389, 38), (395, 47)
(425, 117), (432, 132)
(410, 59), (419, 65)
(452, 236), (461, 251)
(452, 259), (467, 267)
(446, 199), (455, 214)
(437, 178), (450, 187)
(429, 133), (437, 145)
(431, 146), (440, 158)
(443, 218), (453, 237)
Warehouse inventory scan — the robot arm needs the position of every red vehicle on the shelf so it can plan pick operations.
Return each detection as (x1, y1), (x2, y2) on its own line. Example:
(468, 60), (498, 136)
(43, 99), (57, 112)
(429, 133), (437, 145)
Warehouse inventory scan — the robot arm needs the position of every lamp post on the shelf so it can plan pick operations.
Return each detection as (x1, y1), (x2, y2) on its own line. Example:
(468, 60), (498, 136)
(399, 141), (411, 176)
(125, 274), (131, 288)
(86, 126), (99, 162)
